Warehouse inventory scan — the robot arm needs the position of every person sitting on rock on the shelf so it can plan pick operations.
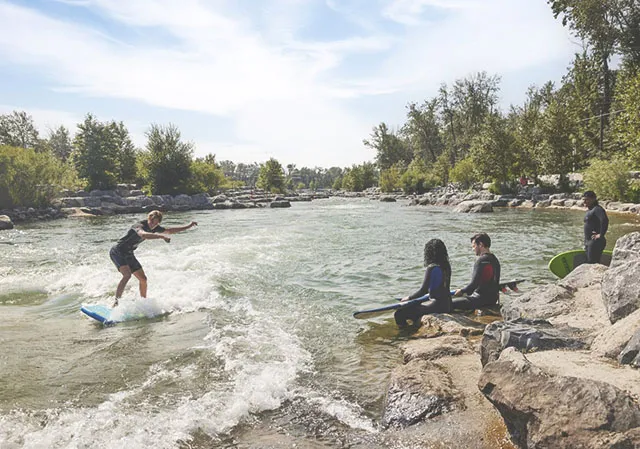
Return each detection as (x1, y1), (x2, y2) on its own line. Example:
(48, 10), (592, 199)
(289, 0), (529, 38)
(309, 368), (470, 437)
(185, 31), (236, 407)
(453, 233), (501, 310)
(109, 210), (197, 307)
(394, 238), (452, 327)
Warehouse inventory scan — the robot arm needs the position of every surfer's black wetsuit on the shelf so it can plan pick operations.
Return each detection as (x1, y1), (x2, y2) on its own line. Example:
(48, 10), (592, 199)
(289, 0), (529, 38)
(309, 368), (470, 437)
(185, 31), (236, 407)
(394, 263), (452, 327)
(109, 220), (165, 272)
(584, 202), (608, 264)
(452, 252), (501, 310)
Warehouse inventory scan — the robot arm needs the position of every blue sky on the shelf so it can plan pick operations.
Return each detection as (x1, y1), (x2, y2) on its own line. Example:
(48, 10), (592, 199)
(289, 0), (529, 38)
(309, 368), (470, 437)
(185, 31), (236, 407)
(0, 0), (577, 167)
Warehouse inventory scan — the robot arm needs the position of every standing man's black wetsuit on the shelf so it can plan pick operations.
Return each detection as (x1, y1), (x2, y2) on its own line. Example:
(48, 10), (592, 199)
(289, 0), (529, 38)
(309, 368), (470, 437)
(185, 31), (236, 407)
(584, 201), (608, 264)
(452, 253), (501, 310)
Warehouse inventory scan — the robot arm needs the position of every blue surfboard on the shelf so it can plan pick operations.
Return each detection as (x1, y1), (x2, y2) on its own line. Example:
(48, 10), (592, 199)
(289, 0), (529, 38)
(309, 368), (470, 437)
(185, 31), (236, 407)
(81, 305), (116, 324)
(353, 279), (525, 319)
(81, 301), (168, 325)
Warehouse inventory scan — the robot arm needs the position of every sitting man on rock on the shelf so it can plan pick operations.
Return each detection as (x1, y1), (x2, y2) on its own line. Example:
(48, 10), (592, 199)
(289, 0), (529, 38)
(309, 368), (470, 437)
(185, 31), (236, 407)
(452, 233), (501, 310)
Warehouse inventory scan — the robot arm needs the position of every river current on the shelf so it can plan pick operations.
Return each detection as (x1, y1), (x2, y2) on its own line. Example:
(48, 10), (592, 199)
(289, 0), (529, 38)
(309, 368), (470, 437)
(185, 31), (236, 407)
(1, 198), (639, 448)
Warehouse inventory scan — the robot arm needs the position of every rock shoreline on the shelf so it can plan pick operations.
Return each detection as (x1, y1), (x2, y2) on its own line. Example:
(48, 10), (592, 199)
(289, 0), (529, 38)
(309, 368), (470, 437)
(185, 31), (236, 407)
(0, 187), (334, 229)
(380, 232), (640, 448)
(4, 183), (640, 230)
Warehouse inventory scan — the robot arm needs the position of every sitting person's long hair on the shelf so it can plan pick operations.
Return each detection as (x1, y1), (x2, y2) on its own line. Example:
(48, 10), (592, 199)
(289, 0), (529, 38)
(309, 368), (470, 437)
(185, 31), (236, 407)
(423, 238), (451, 277)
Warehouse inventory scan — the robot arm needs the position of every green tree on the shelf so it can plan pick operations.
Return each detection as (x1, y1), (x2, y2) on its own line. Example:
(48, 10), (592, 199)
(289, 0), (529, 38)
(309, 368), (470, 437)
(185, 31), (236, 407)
(189, 154), (225, 195)
(611, 66), (640, 166)
(257, 158), (285, 193)
(145, 123), (194, 195)
(402, 100), (444, 164)
(469, 114), (516, 184)
(48, 126), (73, 162)
(363, 122), (412, 170)
(509, 84), (553, 182)
(538, 94), (577, 187)
(560, 52), (606, 160)
(108, 121), (138, 184)
(548, 0), (640, 64)
(0, 111), (40, 149)
(72, 114), (119, 190)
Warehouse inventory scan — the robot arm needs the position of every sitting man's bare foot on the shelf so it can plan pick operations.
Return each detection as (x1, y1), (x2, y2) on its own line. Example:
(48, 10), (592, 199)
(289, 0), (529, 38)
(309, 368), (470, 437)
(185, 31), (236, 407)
(112, 299), (119, 308)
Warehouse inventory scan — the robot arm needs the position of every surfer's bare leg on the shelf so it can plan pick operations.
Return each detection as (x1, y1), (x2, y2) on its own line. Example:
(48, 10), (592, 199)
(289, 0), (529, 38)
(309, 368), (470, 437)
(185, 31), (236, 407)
(115, 265), (133, 306)
(133, 268), (148, 298)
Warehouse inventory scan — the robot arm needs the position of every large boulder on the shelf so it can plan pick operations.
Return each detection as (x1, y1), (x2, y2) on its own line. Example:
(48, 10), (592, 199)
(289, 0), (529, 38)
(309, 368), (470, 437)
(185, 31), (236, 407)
(0, 214), (13, 230)
(501, 283), (575, 321)
(453, 200), (493, 213)
(501, 264), (610, 331)
(591, 308), (640, 359)
(602, 232), (640, 323)
(382, 358), (461, 428)
(619, 328), (640, 366)
(401, 335), (473, 363)
(479, 348), (640, 449)
(480, 318), (587, 366)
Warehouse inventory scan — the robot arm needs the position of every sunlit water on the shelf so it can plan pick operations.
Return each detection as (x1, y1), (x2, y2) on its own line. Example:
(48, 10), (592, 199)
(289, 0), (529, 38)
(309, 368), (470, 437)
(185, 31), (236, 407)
(1, 198), (639, 448)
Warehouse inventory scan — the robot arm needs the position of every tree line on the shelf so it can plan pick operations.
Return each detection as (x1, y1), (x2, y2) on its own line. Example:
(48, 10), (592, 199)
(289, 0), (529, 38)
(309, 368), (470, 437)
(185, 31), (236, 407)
(0, 111), (355, 209)
(366, 0), (640, 200)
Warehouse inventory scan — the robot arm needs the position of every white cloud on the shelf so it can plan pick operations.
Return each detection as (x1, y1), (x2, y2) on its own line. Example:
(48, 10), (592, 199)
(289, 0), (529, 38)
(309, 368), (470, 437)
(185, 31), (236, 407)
(0, 0), (576, 166)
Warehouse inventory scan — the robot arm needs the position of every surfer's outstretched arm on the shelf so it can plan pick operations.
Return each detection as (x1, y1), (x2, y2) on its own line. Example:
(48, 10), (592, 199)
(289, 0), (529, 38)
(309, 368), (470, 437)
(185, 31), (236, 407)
(164, 221), (198, 234)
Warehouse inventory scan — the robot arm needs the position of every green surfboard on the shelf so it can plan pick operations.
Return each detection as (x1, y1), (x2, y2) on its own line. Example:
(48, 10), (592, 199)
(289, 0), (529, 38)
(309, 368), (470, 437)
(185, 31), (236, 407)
(548, 249), (613, 279)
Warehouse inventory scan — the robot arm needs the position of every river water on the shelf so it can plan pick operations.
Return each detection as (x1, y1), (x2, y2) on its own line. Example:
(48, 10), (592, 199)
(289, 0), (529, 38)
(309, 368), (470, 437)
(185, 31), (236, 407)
(1, 198), (639, 448)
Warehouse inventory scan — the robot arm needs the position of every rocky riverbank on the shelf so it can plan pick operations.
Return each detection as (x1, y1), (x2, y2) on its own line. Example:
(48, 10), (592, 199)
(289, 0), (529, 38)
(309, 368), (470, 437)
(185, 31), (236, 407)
(381, 232), (640, 448)
(4, 182), (640, 231)
(0, 186), (333, 229)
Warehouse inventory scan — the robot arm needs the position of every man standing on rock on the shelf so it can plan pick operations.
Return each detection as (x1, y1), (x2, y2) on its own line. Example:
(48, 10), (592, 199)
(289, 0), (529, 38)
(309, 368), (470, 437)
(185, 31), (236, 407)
(110, 210), (197, 307)
(582, 190), (609, 264)
(452, 233), (501, 310)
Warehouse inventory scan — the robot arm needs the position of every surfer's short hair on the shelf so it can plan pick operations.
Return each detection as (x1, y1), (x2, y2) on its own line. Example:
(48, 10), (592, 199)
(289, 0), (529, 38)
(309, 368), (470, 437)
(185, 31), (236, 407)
(583, 190), (597, 199)
(147, 210), (163, 222)
(471, 233), (491, 248)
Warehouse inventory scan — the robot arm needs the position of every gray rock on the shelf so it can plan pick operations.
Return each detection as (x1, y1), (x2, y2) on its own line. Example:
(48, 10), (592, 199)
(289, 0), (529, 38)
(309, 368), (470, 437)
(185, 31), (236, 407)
(558, 263), (608, 291)
(480, 318), (587, 366)
(479, 348), (640, 449)
(0, 214), (14, 230)
(619, 329), (640, 366)
(382, 358), (460, 428)
(501, 284), (575, 321)
(592, 309), (640, 359)
(401, 335), (472, 363)
(270, 200), (291, 208)
(602, 232), (640, 323)
(454, 200), (493, 213)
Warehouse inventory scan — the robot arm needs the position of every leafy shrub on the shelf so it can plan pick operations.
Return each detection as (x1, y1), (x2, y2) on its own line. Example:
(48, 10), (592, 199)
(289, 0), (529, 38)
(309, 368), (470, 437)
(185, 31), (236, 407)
(625, 180), (640, 203)
(379, 164), (403, 193)
(399, 158), (438, 194)
(583, 157), (630, 201)
(0, 145), (80, 209)
(449, 157), (479, 189)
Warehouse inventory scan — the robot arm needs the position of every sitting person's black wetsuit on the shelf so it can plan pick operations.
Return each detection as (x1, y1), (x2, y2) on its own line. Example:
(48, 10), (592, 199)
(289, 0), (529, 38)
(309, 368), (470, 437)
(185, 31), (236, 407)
(452, 252), (501, 310)
(394, 263), (452, 326)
